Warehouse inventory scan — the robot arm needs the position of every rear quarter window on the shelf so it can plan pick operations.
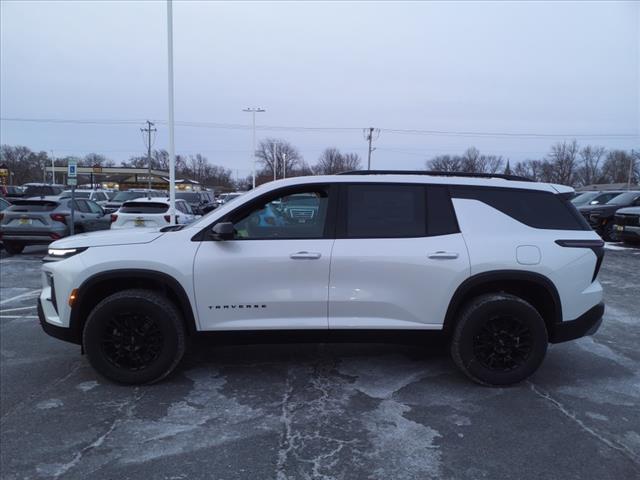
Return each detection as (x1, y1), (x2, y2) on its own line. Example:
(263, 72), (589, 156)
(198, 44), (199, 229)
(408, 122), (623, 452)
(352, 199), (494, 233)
(119, 202), (169, 214)
(451, 187), (590, 231)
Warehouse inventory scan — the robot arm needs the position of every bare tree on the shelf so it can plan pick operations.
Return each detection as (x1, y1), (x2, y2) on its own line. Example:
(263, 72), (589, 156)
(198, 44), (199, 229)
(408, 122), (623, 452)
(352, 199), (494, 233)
(313, 148), (362, 174)
(576, 145), (606, 186)
(426, 147), (502, 173)
(425, 154), (462, 172)
(546, 140), (579, 185)
(601, 150), (638, 184)
(256, 138), (303, 181)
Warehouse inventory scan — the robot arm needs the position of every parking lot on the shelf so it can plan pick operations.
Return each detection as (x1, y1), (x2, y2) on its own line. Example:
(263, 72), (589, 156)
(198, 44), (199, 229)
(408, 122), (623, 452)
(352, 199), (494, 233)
(0, 245), (638, 480)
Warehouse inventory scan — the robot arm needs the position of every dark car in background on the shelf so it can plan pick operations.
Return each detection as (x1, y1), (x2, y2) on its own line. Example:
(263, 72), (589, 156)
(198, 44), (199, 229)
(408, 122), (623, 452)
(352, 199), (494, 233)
(22, 184), (65, 198)
(0, 198), (110, 254)
(176, 191), (216, 215)
(0, 185), (24, 199)
(613, 207), (640, 244)
(579, 191), (640, 241)
(571, 190), (624, 207)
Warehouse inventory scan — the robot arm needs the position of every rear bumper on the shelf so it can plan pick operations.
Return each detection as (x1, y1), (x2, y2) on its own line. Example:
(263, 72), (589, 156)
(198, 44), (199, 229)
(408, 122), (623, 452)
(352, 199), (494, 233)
(0, 228), (67, 243)
(549, 302), (604, 343)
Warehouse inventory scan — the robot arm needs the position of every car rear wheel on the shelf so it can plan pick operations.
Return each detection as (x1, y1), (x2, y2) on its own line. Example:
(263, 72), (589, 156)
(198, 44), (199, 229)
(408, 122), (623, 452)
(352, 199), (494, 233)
(451, 293), (548, 386)
(83, 289), (186, 384)
(3, 241), (25, 255)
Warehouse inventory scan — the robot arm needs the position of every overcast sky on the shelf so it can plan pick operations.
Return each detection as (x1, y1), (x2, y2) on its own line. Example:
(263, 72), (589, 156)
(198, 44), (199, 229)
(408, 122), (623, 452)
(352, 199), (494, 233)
(1, 0), (638, 176)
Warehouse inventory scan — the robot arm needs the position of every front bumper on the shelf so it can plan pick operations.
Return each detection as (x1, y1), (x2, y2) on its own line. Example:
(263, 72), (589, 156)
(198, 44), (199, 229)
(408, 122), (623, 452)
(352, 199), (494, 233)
(37, 297), (81, 344)
(614, 225), (640, 241)
(549, 302), (604, 343)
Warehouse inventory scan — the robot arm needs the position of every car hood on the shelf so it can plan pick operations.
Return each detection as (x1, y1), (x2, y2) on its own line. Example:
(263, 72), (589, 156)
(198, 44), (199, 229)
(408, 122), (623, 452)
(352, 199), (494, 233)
(50, 228), (164, 249)
(578, 204), (618, 214)
(615, 206), (640, 215)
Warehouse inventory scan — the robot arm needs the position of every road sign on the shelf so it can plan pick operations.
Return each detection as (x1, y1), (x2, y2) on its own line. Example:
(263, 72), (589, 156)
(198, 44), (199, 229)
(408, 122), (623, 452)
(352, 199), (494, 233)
(68, 159), (78, 178)
(68, 178), (77, 186)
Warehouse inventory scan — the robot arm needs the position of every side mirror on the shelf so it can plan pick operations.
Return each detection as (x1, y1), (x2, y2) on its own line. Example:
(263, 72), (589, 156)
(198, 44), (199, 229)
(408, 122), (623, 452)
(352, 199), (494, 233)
(210, 221), (235, 240)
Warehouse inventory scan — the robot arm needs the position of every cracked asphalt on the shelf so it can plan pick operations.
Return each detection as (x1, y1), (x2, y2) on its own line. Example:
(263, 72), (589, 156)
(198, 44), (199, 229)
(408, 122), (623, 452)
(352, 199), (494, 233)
(1, 244), (639, 480)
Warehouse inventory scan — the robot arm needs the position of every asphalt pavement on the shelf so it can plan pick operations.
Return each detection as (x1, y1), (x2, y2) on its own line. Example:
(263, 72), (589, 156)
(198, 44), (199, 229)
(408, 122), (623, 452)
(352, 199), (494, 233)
(1, 244), (639, 480)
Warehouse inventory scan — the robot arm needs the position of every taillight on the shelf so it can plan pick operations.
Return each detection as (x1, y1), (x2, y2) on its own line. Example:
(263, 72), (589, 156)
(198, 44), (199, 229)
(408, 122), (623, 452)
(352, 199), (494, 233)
(50, 233), (62, 239)
(50, 213), (67, 225)
(0, 213), (4, 221)
(110, 214), (118, 223)
(163, 215), (179, 223)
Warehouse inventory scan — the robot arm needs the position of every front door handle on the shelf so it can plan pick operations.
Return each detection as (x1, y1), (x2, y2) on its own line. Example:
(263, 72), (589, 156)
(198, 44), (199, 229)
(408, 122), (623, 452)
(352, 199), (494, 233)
(290, 251), (322, 260)
(428, 251), (459, 260)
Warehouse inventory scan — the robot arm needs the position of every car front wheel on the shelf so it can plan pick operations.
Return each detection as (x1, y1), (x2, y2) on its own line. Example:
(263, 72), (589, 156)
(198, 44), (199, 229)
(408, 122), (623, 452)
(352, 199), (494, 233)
(83, 289), (186, 384)
(451, 293), (548, 386)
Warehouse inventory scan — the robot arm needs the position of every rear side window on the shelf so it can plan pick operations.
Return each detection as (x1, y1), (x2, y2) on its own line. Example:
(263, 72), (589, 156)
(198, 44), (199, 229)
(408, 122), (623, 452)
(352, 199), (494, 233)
(344, 184), (426, 238)
(120, 202), (169, 214)
(451, 187), (590, 230)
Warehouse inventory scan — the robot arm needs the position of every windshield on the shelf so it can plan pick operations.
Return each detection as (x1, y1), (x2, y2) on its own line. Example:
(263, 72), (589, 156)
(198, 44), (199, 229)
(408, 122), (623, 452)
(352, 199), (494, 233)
(176, 192), (200, 202)
(605, 192), (640, 206)
(111, 191), (147, 202)
(60, 191), (90, 199)
(571, 192), (599, 206)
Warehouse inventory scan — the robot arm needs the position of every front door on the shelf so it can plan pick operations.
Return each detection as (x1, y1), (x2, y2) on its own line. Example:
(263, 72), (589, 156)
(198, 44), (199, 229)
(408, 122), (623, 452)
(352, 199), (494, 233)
(193, 184), (336, 331)
(329, 183), (470, 329)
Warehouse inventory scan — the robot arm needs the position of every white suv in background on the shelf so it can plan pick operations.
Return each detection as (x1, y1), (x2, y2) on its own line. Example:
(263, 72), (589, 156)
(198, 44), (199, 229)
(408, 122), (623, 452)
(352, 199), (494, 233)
(38, 172), (605, 386)
(110, 197), (197, 229)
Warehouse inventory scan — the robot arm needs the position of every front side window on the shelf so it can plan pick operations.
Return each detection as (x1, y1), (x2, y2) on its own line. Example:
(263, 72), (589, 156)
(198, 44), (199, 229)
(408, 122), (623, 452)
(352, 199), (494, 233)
(344, 184), (427, 238)
(232, 189), (329, 239)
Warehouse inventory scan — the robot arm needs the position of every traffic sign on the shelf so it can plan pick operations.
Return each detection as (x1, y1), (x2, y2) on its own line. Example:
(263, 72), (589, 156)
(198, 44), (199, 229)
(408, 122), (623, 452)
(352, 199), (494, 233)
(68, 178), (77, 186)
(68, 159), (78, 178)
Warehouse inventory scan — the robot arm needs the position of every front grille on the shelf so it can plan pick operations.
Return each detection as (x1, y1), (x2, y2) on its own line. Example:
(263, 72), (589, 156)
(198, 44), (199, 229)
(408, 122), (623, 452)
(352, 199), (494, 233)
(614, 214), (640, 227)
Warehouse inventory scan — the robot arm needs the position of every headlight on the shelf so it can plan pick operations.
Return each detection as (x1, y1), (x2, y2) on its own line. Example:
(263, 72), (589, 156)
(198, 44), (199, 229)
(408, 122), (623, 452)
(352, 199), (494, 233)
(45, 247), (87, 261)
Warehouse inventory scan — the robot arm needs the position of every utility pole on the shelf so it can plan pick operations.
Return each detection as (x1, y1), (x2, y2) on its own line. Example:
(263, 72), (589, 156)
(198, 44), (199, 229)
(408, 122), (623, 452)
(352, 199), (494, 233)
(243, 107), (266, 189)
(50, 150), (55, 184)
(273, 142), (277, 181)
(141, 120), (157, 191)
(363, 127), (380, 170)
(628, 151), (636, 190)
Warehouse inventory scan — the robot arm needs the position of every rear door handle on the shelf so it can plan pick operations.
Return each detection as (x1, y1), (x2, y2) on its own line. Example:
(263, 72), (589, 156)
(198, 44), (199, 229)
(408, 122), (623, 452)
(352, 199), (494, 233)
(428, 251), (459, 259)
(290, 251), (322, 260)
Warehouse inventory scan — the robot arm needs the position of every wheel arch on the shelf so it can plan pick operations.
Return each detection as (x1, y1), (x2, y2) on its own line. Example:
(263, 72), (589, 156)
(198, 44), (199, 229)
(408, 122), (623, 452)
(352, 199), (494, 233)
(68, 269), (197, 344)
(443, 270), (562, 336)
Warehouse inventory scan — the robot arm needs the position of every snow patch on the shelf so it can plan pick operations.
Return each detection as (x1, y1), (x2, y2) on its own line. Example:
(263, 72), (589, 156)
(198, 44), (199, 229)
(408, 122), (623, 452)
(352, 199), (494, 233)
(36, 399), (63, 410)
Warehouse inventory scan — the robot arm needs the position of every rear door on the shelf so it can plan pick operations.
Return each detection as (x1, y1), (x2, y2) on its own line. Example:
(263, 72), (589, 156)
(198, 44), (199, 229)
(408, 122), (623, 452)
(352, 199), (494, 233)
(328, 183), (470, 329)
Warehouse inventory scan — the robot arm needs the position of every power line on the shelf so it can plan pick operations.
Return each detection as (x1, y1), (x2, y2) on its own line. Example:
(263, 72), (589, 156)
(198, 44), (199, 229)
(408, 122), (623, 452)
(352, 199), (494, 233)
(1, 116), (638, 139)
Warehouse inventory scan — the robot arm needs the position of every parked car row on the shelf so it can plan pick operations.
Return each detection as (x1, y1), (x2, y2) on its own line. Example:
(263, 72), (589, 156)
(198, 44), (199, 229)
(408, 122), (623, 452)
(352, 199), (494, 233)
(576, 190), (640, 241)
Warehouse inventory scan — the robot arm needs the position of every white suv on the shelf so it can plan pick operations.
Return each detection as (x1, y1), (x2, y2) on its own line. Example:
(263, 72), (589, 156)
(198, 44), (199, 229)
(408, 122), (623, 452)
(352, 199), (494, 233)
(38, 172), (605, 386)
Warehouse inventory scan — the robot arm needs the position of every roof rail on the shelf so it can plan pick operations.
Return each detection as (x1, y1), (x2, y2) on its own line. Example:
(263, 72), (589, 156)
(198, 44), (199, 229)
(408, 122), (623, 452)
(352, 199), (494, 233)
(337, 170), (534, 182)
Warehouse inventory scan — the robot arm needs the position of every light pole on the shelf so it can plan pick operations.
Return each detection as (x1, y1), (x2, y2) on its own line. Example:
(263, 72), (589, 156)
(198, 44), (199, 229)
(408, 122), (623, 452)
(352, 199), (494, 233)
(167, 0), (176, 223)
(243, 107), (265, 188)
(282, 152), (287, 179)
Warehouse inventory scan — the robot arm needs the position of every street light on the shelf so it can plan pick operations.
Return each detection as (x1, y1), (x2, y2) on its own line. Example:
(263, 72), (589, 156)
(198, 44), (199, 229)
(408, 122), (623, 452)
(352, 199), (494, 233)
(243, 107), (266, 188)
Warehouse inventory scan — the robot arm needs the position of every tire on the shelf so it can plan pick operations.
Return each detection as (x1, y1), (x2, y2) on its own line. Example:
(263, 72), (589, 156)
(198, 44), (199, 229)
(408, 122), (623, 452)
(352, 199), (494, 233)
(451, 293), (548, 386)
(4, 241), (25, 255)
(601, 222), (615, 242)
(82, 289), (186, 384)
